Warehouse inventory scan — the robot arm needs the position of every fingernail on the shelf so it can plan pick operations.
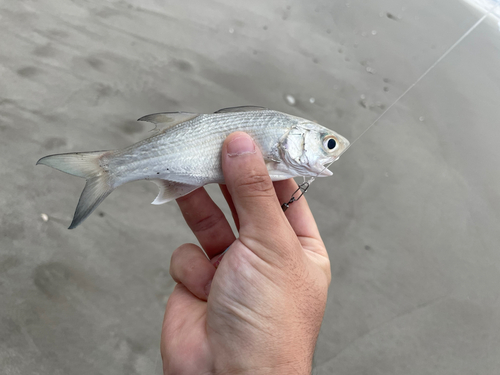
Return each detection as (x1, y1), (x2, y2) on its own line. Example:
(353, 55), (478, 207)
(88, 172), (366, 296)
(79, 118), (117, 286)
(204, 280), (212, 297)
(227, 135), (256, 157)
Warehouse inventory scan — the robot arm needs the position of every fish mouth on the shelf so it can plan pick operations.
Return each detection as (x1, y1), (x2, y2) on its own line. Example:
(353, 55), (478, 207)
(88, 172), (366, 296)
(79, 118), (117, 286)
(316, 161), (334, 176)
(315, 153), (341, 176)
(319, 168), (333, 176)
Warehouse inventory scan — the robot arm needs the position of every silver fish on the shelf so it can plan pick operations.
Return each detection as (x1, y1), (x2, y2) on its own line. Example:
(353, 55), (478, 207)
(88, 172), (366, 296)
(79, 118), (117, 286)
(37, 106), (349, 229)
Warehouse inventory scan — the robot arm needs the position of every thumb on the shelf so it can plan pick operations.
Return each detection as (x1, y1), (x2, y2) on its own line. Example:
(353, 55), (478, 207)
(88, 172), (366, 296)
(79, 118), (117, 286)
(222, 132), (291, 247)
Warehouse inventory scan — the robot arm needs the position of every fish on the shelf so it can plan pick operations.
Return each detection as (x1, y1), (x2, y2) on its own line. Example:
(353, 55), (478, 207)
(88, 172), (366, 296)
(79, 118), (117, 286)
(36, 106), (349, 229)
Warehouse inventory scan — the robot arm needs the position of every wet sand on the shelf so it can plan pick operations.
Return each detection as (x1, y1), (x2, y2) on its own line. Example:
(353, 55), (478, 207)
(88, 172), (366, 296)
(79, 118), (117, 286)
(1, 0), (500, 374)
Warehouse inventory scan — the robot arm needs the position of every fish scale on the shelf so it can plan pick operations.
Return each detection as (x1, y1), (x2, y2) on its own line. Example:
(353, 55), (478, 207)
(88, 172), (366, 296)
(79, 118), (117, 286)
(112, 111), (294, 185)
(37, 107), (349, 228)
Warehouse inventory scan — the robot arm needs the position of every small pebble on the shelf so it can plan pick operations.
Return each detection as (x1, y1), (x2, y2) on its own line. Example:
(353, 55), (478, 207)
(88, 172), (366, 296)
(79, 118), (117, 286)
(371, 30), (377, 35)
(285, 94), (296, 106)
(228, 28), (234, 34)
(41, 213), (49, 222)
(309, 97), (316, 104)
(419, 116), (425, 122)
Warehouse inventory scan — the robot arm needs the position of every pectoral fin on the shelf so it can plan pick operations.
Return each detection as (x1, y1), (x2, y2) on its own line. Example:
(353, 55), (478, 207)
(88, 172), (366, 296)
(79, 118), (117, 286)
(151, 179), (200, 204)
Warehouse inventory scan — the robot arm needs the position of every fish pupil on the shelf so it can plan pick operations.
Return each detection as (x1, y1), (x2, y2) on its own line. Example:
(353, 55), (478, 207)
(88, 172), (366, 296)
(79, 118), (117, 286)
(327, 138), (336, 150)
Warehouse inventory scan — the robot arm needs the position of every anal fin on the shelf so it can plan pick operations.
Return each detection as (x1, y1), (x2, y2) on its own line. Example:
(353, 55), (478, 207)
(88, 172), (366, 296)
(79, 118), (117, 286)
(151, 179), (200, 204)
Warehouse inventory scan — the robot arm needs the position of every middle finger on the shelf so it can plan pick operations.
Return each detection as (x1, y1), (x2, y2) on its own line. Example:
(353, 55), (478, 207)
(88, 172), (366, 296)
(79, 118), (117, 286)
(176, 187), (235, 258)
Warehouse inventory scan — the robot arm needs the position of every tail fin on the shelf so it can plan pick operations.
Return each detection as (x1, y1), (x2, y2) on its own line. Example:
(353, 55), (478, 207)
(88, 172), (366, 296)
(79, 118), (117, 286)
(37, 151), (115, 229)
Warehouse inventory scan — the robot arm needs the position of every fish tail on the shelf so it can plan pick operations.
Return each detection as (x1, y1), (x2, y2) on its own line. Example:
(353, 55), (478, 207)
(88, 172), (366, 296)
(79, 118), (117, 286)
(37, 151), (116, 229)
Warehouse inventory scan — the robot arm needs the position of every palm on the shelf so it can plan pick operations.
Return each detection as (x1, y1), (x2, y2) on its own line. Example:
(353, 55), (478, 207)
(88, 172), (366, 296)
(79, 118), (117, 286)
(161, 179), (330, 374)
(162, 285), (211, 371)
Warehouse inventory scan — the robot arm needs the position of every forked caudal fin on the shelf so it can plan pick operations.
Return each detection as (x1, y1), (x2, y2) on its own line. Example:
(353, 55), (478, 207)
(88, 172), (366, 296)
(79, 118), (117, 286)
(36, 151), (115, 229)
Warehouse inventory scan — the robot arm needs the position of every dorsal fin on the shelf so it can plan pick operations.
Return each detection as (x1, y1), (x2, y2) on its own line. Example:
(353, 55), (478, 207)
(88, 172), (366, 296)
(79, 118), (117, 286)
(214, 106), (268, 113)
(137, 112), (199, 132)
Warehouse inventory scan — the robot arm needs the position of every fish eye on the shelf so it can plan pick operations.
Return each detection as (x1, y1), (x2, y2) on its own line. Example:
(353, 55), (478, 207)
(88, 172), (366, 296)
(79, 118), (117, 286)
(327, 138), (336, 149)
(323, 136), (337, 151)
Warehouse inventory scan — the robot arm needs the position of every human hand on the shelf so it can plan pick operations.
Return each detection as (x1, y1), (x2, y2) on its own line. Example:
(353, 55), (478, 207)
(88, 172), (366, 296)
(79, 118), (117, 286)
(162, 132), (331, 374)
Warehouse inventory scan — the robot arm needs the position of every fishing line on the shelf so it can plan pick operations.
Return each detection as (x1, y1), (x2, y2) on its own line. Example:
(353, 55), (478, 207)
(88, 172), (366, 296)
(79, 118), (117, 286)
(346, 4), (497, 150)
(284, 5), (497, 209)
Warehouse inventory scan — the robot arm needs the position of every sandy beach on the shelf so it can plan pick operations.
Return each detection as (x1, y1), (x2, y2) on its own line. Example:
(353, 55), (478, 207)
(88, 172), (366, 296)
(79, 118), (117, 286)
(1, 0), (500, 373)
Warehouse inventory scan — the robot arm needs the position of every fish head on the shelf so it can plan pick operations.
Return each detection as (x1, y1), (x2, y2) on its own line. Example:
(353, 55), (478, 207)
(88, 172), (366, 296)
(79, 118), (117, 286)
(279, 122), (350, 177)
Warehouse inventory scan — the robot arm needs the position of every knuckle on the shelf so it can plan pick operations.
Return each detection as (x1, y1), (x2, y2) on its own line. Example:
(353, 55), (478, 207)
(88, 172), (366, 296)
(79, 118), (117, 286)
(190, 210), (225, 233)
(234, 173), (275, 198)
(169, 244), (195, 279)
(180, 260), (196, 280)
(171, 244), (189, 261)
(170, 247), (181, 267)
